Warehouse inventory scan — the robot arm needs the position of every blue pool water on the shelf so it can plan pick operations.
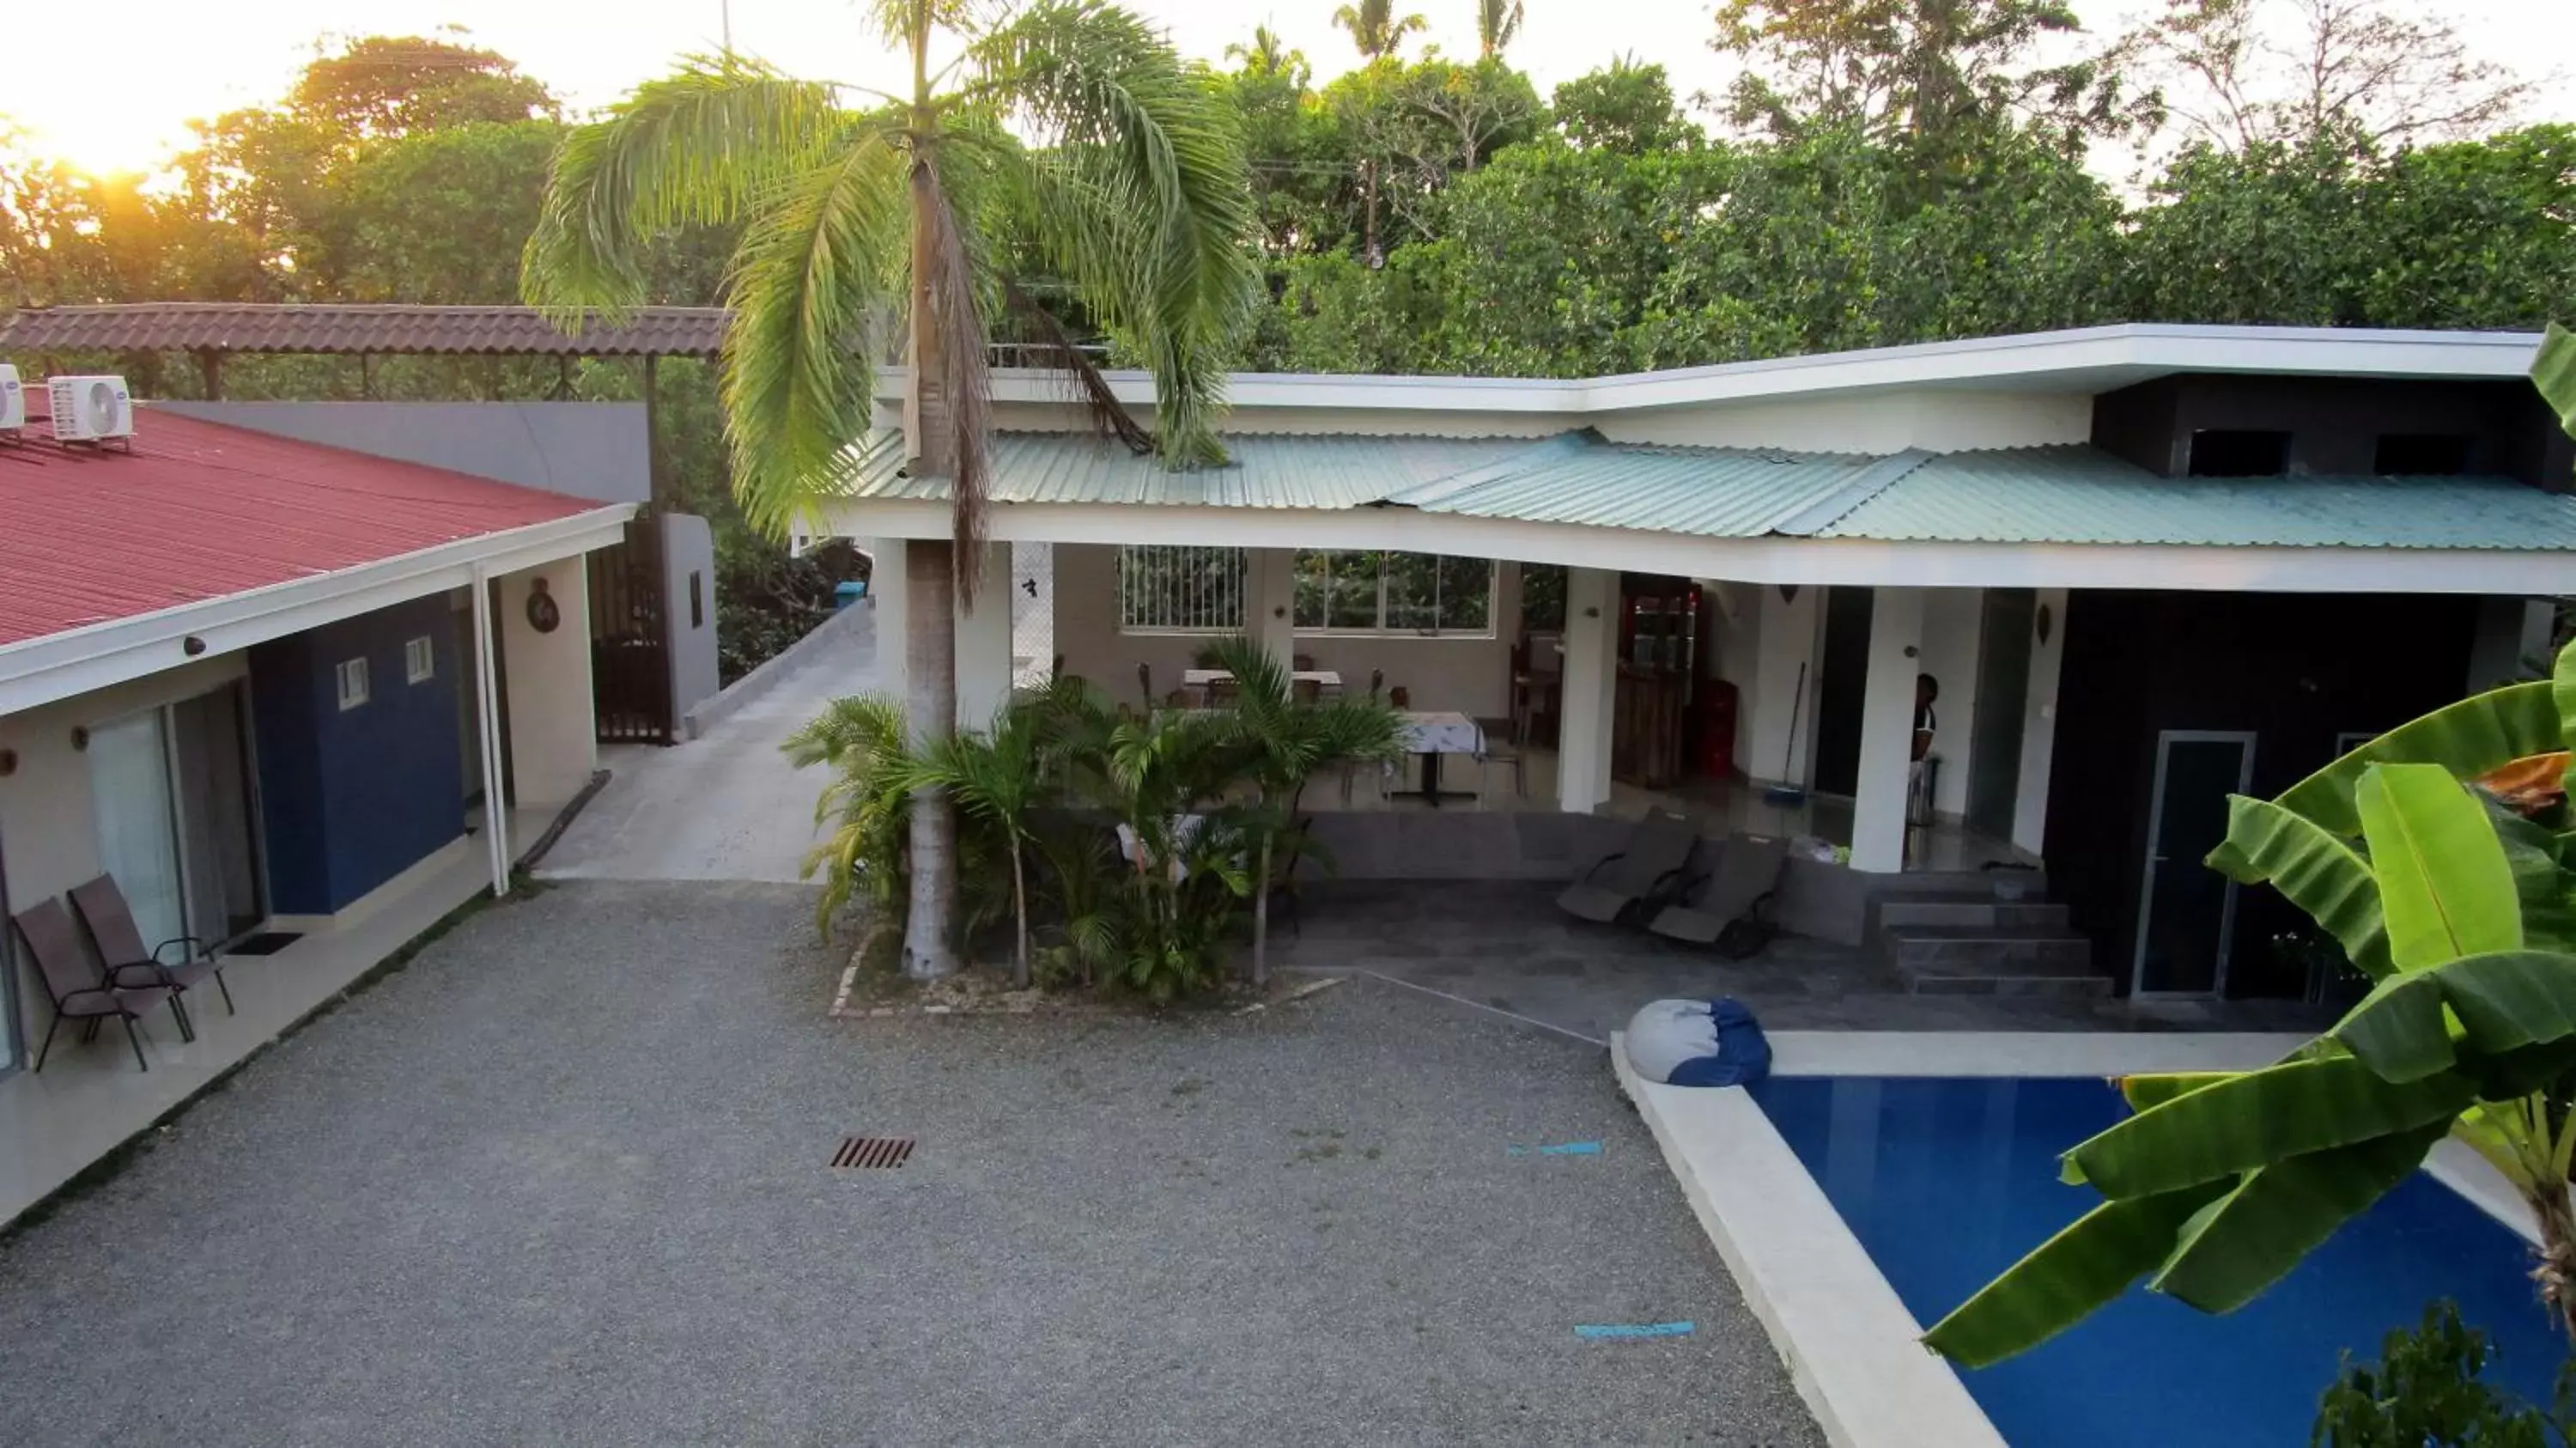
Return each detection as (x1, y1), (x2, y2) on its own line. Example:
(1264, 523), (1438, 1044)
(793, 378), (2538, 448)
(1751, 1076), (2564, 1448)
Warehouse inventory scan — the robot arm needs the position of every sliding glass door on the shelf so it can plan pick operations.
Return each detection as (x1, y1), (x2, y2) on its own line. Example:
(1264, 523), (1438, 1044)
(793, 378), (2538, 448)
(88, 710), (188, 952)
(87, 683), (266, 957)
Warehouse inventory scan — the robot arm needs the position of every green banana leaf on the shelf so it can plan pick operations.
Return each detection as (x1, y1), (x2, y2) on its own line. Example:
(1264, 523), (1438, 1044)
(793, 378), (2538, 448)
(2061, 1056), (2476, 1197)
(2465, 1037), (2576, 1102)
(2488, 799), (2576, 953)
(2537, 323), (2576, 452)
(2206, 795), (2393, 979)
(2147, 1123), (2451, 1313)
(2355, 764), (2523, 970)
(2275, 682), (2561, 837)
(1921, 1181), (2233, 1368)
(2556, 632), (2576, 800)
(2330, 950), (2576, 1082)
(2118, 1072), (2239, 1111)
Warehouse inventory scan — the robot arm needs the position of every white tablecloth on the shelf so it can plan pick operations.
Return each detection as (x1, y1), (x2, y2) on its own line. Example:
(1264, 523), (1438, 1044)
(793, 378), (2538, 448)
(1182, 668), (1343, 690)
(1398, 712), (1484, 755)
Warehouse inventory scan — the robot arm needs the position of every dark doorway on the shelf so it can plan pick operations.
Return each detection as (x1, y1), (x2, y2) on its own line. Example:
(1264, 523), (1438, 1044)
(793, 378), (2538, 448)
(170, 681), (266, 944)
(2131, 731), (2256, 996)
(1812, 587), (1873, 797)
(1966, 590), (2035, 842)
(589, 519), (675, 744)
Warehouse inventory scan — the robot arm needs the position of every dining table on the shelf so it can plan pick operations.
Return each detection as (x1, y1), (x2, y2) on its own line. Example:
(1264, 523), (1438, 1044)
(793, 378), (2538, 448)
(1182, 667), (1343, 692)
(1388, 711), (1485, 807)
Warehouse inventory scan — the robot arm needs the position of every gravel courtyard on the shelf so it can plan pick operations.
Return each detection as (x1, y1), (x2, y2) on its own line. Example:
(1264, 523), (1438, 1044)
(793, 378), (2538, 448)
(0, 880), (1820, 1448)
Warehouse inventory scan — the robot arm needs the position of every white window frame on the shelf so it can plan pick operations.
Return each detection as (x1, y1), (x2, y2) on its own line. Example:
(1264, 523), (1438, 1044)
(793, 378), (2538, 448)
(1117, 545), (1249, 635)
(336, 657), (371, 711)
(1292, 551), (1498, 640)
(404, 636), (435, 684)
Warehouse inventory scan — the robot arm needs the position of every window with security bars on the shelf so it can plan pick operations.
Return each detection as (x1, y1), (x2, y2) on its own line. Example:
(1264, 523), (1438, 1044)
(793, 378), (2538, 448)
(1118, 545), (1248, 632)
(1294, 551), (1493, 636)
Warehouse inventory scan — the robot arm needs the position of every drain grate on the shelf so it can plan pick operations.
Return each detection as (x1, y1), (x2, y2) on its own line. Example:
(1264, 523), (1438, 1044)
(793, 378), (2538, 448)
(833, 1135), (915, 1170)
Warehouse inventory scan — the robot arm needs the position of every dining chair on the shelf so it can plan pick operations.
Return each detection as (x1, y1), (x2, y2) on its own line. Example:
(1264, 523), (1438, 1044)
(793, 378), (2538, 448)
(1472, 715), (1525, 801)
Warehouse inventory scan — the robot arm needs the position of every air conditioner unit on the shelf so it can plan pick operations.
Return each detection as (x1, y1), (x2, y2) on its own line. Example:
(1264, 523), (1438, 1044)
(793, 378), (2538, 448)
(49, 374), (133, 442)
(0, 364), (22, 430)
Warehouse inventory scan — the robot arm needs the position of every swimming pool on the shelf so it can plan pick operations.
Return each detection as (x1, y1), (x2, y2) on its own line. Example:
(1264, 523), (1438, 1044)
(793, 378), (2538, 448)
(1752, 1075), (2564, 1448)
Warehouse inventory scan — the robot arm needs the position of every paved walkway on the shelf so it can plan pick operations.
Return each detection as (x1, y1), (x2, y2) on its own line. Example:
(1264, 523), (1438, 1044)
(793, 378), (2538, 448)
(542, 609), (880, 883)
(0, 880), (1822, 1448)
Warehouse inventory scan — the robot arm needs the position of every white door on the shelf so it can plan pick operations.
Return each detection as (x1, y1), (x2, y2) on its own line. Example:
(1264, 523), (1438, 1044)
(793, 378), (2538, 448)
(88, 709), (186, 953)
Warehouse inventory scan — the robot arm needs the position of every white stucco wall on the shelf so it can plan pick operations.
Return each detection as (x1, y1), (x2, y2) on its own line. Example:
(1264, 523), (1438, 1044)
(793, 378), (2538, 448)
(496, 560), (596, 809)
(1743, 586), (1823, 789)
(2012, 588), (2070, 857)
(1, 656), (249, 1062)
(1916, 588), (1986, 820)
(1701, 581), (1767, 776)
(1050, 543), (1517, 717)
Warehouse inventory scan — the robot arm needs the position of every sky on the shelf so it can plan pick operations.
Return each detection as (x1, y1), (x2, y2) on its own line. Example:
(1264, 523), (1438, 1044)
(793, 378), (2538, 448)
(5, 0), (2572, 177)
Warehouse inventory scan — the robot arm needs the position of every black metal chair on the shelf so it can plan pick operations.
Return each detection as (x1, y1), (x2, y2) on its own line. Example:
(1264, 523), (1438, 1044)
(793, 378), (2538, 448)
(70, 874), (234, 1043)
(11, 897), (164, 1072)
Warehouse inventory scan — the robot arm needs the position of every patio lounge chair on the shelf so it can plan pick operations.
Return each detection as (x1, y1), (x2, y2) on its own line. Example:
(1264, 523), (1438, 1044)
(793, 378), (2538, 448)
(1648, 833), (1789, 958)
(1557, 808), (1702, 924)
(70, 874), (235, 1043)
(11, 897), (165, 1072)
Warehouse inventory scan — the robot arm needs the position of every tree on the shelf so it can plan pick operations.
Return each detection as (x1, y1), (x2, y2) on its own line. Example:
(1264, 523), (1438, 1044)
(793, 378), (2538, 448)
(286, 31), (557, 142)
(1205, 635), (1401, 985)
(1218, 27), (1356, 258)
(2131, 0), (2530, 153)
(523, 0), (1259, 980)
(1925, 630), (2576, 1366)
(903, 703), (1048, 987)
(1475, 0), (1525, 58)
(1333, 0), (1429, 60)
(331, 120), (564, 302)
(1551, 58), (1700, 154)
(1334, 56), (1542, 249)
(1710, 0), (2151, 155)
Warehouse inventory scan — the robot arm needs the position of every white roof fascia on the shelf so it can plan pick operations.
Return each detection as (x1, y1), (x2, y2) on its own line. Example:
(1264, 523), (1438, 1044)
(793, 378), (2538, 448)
(883, 323), (2543, 419)
(825, 496), (2573, 598)
(0, 504), (635, 715)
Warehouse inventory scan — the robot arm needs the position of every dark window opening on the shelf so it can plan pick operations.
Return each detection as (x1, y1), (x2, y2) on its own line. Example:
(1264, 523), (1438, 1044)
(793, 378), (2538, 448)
(688, 570), (705, 630)
(2187, 429), (2292, 478)
(2372, 433), (2472, 476)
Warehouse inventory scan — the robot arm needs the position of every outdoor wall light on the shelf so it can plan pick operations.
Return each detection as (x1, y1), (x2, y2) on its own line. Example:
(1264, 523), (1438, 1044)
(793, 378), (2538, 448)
(182, 635), (207, 656)
(70, 726), (88, 751)
(525, 576), (562, 634)
(0, 747), (15, 776)
(2035, 604), (2053, 645)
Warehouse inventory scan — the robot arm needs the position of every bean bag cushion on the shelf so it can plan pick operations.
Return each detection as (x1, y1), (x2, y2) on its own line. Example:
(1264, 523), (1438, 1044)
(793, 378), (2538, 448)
(1623, 997), (1773, 1087)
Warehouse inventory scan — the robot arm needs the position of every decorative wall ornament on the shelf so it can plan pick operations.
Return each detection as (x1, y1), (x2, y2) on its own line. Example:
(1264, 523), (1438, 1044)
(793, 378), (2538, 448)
(525, 576), (562, 634)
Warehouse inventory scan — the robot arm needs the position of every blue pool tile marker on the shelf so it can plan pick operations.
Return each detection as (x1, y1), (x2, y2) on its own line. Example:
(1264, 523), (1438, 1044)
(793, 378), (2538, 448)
(1506, 1141), (1604, 1156)
(1575, 1322), (1695, 1340)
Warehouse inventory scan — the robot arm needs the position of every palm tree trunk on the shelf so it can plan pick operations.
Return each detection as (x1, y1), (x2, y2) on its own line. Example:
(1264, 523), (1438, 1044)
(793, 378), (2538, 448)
(1252, 830), (1274, 989)
(902, 537), (958, 979)
(1010, 838), (1030, 989)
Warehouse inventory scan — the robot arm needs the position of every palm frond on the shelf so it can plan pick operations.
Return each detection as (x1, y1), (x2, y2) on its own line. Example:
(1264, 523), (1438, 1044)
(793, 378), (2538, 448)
(914, 161), (998, 599)
(722, 125), (911, 538)
(972, 0), (1260, 465)
(521, 57), (848, 322)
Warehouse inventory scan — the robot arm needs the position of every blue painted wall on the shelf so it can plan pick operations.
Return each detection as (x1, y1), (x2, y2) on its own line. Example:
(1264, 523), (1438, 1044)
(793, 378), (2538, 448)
(251, 595), (465, 915)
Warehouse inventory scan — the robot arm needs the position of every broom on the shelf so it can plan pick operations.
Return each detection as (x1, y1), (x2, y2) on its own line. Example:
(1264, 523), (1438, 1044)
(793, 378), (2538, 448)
(1761, 661), (1809, 806)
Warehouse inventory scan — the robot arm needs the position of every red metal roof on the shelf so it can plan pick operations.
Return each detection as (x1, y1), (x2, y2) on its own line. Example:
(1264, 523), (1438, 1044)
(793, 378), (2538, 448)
(0, 401), (610, 648)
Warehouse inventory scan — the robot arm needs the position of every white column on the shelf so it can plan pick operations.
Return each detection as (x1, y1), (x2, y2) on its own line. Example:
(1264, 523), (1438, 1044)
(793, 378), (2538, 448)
(468, 567), (510, 896)
(1248, 548), (1298, 666)
(1850, 587), (1924, 874)
(1556, 568), (1620, 814)
(497, 558), (597, 811)
(869, 539), (908, 706)
(1747, 583), (1821, 788)
(955, 541), (1014, 729)
(2011, 587), (2069, 857)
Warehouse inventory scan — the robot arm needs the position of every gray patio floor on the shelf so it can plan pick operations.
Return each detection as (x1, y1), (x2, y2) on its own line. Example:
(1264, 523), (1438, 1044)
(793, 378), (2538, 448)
(0, 879), (1821, 1448)
(1276, 879), (2339, 1043)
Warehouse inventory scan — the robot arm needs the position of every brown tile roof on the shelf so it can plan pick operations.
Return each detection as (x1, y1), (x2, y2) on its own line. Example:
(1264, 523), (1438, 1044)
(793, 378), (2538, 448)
(0, 303), (726, 358)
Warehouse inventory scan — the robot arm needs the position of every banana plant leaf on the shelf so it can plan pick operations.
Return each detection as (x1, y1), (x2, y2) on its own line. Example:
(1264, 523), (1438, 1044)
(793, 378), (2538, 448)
(2117, 1072), (2239, 1111)
(2486, 797), (2576, 953)
(2275, 682), (2561, 837)
(2355, 764), (2523, 970)
(1921, 1180), (2233, 1368)
(2556, 632), (2576, 801)
(2061, 1055), (2476, 1198)
(2147, 1123), (2451, 1314)
(2206, 795), (2392, 979)
(2330, 950), (2576, 1082)
(2537, 322), (2576, 453)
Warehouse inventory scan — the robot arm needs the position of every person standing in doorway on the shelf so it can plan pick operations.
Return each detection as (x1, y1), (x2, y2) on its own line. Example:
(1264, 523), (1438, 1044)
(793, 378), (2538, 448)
(1912, 673), (1939, 761)
(1908, 674), (1941, 849)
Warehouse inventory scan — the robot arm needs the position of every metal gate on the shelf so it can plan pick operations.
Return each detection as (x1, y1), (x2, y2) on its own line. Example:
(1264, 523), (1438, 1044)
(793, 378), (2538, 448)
(588, 518), (674, 744)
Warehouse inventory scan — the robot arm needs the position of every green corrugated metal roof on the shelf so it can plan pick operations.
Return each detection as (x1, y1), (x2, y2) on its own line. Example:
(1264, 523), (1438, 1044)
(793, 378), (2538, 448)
(1388, 432), (1886, 538)
(1818, 446), (2576, 549)
(841, 429), (2576, 552)
(835, 430), (1534, 509)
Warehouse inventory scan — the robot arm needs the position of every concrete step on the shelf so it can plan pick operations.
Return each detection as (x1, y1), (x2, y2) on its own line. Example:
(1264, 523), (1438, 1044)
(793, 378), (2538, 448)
(1883, 923), (2109, 998)
(1872, 896), (2070, 934)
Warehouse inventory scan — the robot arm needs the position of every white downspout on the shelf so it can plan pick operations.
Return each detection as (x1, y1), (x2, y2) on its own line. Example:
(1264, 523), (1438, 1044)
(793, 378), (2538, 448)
(470, 565), (510, 897)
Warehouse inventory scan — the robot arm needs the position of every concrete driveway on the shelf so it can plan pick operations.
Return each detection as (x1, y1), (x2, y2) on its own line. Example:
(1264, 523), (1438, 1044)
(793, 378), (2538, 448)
(540, 609), (878, 884)
(0, 880), (1820, 1448)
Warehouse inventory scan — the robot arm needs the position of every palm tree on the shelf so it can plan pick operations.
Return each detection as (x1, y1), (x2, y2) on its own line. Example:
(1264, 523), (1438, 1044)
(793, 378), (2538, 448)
(522, 0), (1258, 980)
(1226, 24), (1298, 76)
(1474, 0), (1524, 57)
(1331, 0), (1427, 59)
(1206, 635), (1401, 986)
(902, 702), (1047, 988)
